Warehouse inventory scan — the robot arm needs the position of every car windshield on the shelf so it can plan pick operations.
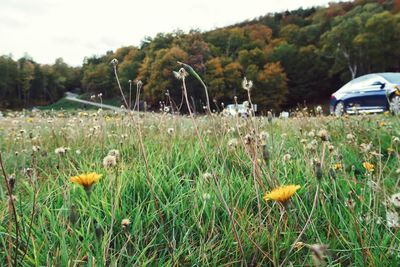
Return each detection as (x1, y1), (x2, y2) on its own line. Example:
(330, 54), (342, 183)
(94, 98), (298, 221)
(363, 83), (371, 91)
(379, 73), (400, 84)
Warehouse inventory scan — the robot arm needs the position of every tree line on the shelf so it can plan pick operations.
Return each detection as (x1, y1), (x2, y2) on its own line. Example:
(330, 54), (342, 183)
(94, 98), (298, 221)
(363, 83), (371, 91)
(1, 0), (400, 111)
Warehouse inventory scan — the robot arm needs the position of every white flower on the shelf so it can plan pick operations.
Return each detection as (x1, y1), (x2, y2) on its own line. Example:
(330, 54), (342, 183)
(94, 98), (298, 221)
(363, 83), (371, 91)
(55, 147), (66, 155)
(203, 173), (212, 180)
(103, 155), (117, 168)
(32, 145), (40, 152)
(167, 128), (174, 135)
(228, 138), (238, 149)
(318, 129), (329, 141)
(110, 58), (118, 66)
(107, 149), (120, 159)
(242, 77), (253, 91)
(283, 154), (291, 162)
(390, 193), (400, 208)
(121, 218), (131, 229)
(75, 150), (81, 155)
(346, 133), (355, 141)
(173, 68), (188, 80)
(202, 193), (211, 201)
(387, 211), (399, 228)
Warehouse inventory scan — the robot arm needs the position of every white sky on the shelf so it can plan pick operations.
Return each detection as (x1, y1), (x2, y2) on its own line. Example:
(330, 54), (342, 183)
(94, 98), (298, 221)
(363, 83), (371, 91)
(0, 0), (337, 66)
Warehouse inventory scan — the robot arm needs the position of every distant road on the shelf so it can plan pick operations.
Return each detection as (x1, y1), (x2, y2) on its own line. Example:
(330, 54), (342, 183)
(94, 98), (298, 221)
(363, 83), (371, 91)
(65, 92), (127, 112)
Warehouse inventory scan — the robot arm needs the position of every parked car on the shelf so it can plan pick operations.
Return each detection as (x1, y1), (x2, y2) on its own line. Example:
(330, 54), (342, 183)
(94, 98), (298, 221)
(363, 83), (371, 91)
(330, 73), (400, 116)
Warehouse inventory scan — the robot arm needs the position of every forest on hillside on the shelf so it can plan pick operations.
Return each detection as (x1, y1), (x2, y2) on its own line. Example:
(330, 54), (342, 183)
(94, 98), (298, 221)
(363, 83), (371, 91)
(1, 0), (400, 111)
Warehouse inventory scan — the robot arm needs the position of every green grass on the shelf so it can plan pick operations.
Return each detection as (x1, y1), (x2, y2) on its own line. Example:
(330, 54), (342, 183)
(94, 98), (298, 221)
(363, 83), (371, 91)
(0, 111), (399, 266)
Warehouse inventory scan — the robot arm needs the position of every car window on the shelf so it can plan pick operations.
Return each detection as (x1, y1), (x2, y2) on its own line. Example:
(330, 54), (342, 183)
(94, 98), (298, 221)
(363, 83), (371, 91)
(339, 75), (371, 92)
(379, 73), (400, 84)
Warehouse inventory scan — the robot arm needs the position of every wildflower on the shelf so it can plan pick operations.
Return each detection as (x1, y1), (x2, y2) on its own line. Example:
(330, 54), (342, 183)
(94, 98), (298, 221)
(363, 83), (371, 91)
(103, 155), (117, 168)
(283, 154), (291, 162)
(317, 129), (329, 142)
(136, 79), (143, 87)
(244, 134), (252, 145)
(32, 145), (40, 152)
(242, 101), (250, 109)
(90, 95), (96, 100)
(333, 163), (342, 171)
(121, 218), (131, 230)
(55, 147), (67, 155)
(363, 162), (374, 172)
(26, 118), (33, 123)
(70, 172), (101, 193)
(203, 172), (212, 180)
(167, 128), (174, 135)
(315, 105), (323, 115)
(202, 193), (211, 201)
(173, 68), (188, 80)
(75, 150), (81, 155)
(242, 77), (253, 91)
(386, 211), (399, 228)
(308, 130), (315, 138)
(294, 242), (305, 250)
(263, 185), (301, 203)
(360, 143), (372, 153)
(390, 193), (400, 208)
(346, 133), (355, 141)
(110, 58), (118, 66)
(328, 144), (335, 152)
(309, 244), (328, 266)
(107, 149), (120, 159)
(227, 138), (238, 150)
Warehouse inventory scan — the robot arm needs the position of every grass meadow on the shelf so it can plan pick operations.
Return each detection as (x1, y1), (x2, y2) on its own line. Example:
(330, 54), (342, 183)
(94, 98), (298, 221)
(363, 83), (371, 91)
(0, 108), (399, 266)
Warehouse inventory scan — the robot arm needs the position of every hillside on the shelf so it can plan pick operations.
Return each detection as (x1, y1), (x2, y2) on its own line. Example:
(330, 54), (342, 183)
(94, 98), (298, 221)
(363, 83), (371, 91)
(1, 0), (400, 111)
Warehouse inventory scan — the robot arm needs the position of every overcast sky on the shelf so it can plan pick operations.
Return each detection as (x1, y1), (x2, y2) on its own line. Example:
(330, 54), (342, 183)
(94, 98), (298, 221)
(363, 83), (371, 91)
(0, 0), (337, 66)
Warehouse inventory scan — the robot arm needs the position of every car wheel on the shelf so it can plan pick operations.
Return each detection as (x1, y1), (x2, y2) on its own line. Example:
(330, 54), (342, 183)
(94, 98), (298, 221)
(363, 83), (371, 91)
(390, 95), (400, 115)
(334, 101), (345, 116)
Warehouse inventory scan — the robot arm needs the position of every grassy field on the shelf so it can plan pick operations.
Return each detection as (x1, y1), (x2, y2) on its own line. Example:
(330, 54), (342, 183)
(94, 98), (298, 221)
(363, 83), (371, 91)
(0, 109), (399, 266)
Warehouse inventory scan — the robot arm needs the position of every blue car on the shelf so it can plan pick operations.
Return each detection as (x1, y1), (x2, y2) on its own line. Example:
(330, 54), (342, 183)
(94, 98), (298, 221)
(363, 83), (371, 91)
(330, 73), (400, 116)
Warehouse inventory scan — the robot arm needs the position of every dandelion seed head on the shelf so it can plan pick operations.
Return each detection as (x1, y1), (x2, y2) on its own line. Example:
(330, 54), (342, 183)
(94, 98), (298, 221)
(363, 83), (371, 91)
(242, 77), (253, 91)
(121, 218), (131, 229)
(110, 58), (118, 66)
(390, 193), (400, 208)
(167, 128), (174, 135)
(387, 211), (399, 228)
(103, 155), (117, 168)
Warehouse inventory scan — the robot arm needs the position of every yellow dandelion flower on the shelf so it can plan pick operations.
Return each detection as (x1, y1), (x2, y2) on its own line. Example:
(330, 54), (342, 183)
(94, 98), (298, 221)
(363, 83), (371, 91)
(379, 122), (385, 127)
(363, 162), (374, 172)
(333, 163), (342, 171)
(264, 185), (301, 203)
(26, 118), (33, 123)
(70, 172), (101, 190)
